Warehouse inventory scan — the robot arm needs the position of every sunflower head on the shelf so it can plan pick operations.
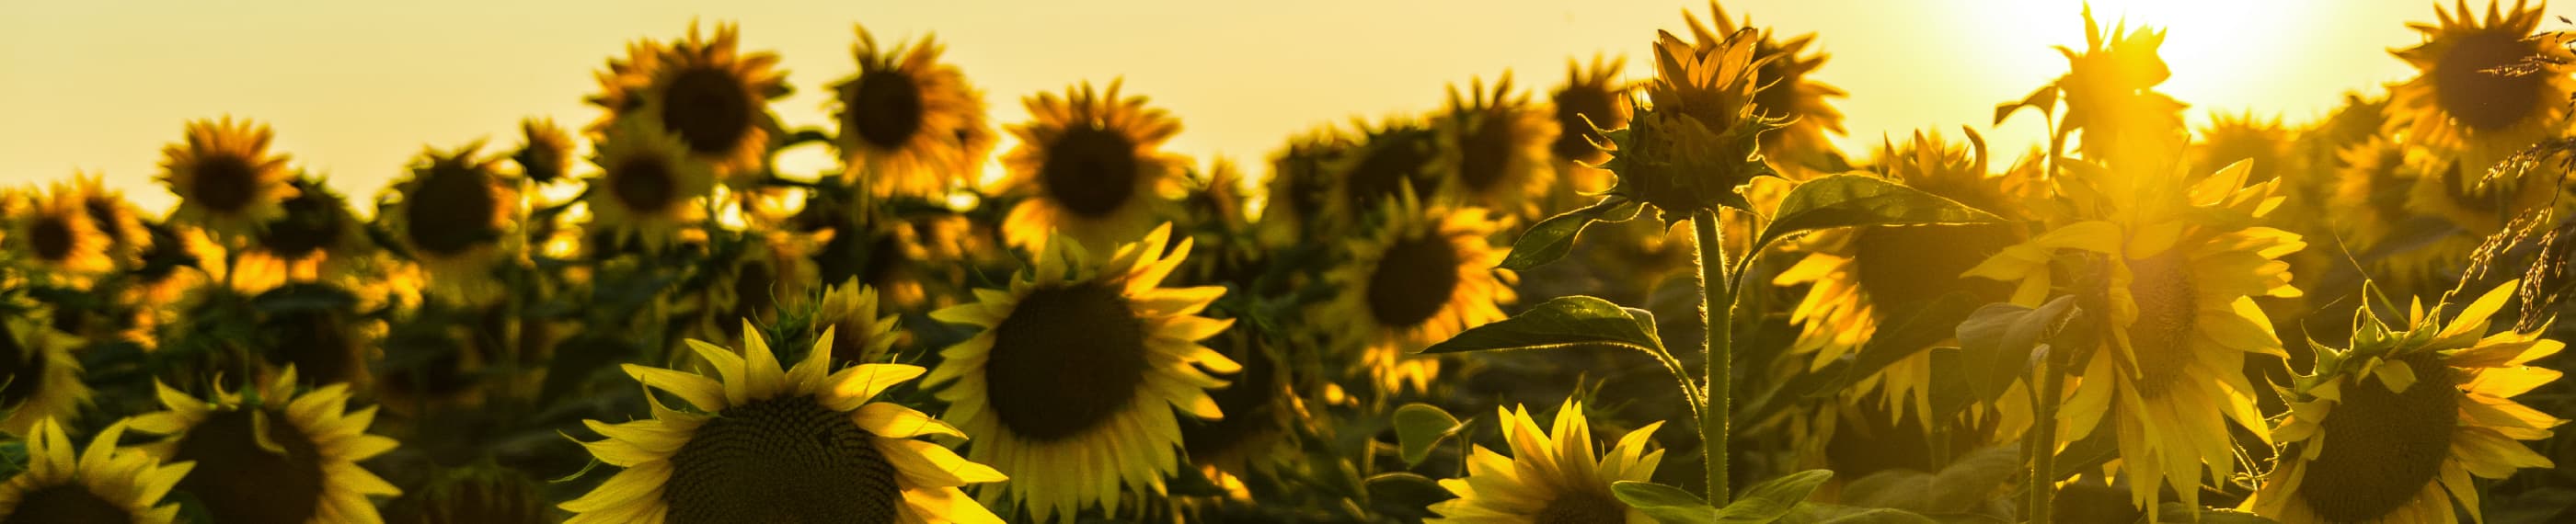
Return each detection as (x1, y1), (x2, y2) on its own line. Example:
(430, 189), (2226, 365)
(2050, 6), (2189, 166)
(2191, 110), (2297, 184)
(386, 142), (522, 305)
(998, 80), (1187, 254)
(1178, 316), (1302, 496)
(1441, 74), (1560, 218)
(8, 181), (116, 283)
(514, 118), (576, 185)
(2388, 0), (2576, 177)
(1428, 399), (1666, 524)
(1327, 118), (1456, 229)
(0, 311), (92, 437)
(1257, 126), (1356, 248)
(1605, 28), (1782, 222)
(1681, 1), (1849, 177)
(64, 172), (153, 268)
(813, 277), (901, 366)
(129, 367), (404, 524)
(588, 20), (789, 184)
(1552, 54), (1636, 169)
(834, 25), (996, 198)
(240, 174), (373, 289)
(563, 321), (1006, 523)
(1324, 193), (1515, 396)
(927, 223), (1237, 522)
(2251, 281), (2564, 523)
(588, 118), (719, 255)
(251, 282), (377, 389)
(0, 419), (195, 524)
(158, 116), (297, 243)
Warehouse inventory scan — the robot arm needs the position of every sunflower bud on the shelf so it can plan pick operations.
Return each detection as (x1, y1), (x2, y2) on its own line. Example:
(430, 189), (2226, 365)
(1601, 28), (1783, 222)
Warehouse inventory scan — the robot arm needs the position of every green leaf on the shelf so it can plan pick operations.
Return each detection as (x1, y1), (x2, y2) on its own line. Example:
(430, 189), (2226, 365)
(1994, 85), (2058, 126)
(1612, 481), (1718, 524)
(1927, 444), (2022, 513)
(1935, 296), (2078, 420)
(1501, 197), (1644, 270)
(2050, 427), (2119, 482)
(1753, 175), (2008, 254)
(1391, 404), (1465, 467)
(1422, 296), (1663, 355)
(1718, 469), (1835, 523)
(1364, 473), (1454, 519)
(1845, 292), (1983, 385)
(1779, 504), (1943, 524)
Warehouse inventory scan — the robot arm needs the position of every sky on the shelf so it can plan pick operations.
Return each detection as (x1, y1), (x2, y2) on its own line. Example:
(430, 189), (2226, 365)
(0, 0), (2525, 213)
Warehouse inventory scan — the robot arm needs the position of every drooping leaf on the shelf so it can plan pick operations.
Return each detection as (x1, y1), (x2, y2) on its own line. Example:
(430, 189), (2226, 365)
(1423, 296), (1664, 355)
(1501, 197), (1644, 270)
(1392, 404), (1466, 467)
(1754, 175), (2008, 253)
(1613, 481), (1718, 524)
(1935, 296), (2078, 420)
(1718, 470), (1836, 523)
(1364, 473), (1455, 519)
(1845, 292), (1984, 385)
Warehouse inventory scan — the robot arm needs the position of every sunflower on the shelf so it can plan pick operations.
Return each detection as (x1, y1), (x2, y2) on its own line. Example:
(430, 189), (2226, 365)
(2191, 110), (2296, 185)
(926, 223), (1236, 522)
(2046, 6), (2190, 167)
(1442, 74), (1559, 218)
(514, 118), (576, 186)
(1964, 159), (2304, 518)
(996, 81), (1187, 255)
(65, 172), (152, 268)
(0, 419), (194, 523)
(1773, 130), (2025, 424)
(588, 119), (718, 254)
(2408, 155), (2566, 237)
(253, 283), (382, 389)
(2248, 281), (2564, 523)
(816, 277), (902, 366)
(1178, 320), (1302, 499)
(0, 311), (91, 437)
(158, 116), (298, 242)
(384, 143), (521, 305)
(2387, 0), (2576, 178)
(1254, 126), (1354, 249)
(7, 179), (117, 284)
(561, 321), (1006, 523)
(1326, 118), (1456, 227)
(1548, 54), (1633, 199)
(129, 367), (403, 523)
(704, 229), (823, 341)
(588, 20), (788, 184)
(2331, 137), (2476, 290)
(834, 25), (995, 198)
(1681, 1), (1848, 177)
(242, 175), (372, 289)
(1427, 399), (1667, 523)
(1320, 192), (1514, 395)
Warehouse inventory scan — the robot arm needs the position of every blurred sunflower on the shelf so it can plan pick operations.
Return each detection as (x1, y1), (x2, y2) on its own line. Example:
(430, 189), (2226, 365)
(1548, 54), (1633, 199)
(1178, 322), (1302, 499)
(1427, 399), (1666, 523)
(1328, 119), (1457, 227)
(588, 119), (718, 254)
(2044, 6), (2189, 167)
(513, 118), (576, 186)
(66, 172), (152, 268)
(1965, 160), (2304, 518)
(131, 368), (402, 523)
(1321, 193), (1513, 395)
(833, 25), (995, 198)
(816, 277), (901, 366)
(158, 117), (297, 243)
(2190, 110), (2295, 184)
(1773, 130), (2024, 423)
(0, 420), (193, 523)
(1682, 1), (1848, 177)
(2331, 137), (2475, 289)
(996, 81), (1186, 254)
(2408, 156), (2565, 237)
(385, 463), (550, 524)
(7, 180), (117, 284)
(385, 143), (521, 305)
(589, 20), (788, 184)
(2248, 281), (2564, 523)
(1441, 74), (1558, 218)
(563, 322), (1006, 523)
(926, 224), (1236, 522)
(0, 313), (90, 437)
(1254, 127), (1353, 248)
(243, 175), (372, 289)
(2387, 0), (2576, 177)
(705, 229), (823, 340)
(253, 283), (381, 389)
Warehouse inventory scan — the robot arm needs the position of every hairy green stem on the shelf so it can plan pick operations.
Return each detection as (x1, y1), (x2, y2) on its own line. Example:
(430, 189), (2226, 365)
(1695, 210), (1733, 505)
(2027, 109), (2068, 523)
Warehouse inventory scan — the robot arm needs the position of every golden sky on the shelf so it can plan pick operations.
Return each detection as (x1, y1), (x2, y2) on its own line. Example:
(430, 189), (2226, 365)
(0, 0), (2525, 212)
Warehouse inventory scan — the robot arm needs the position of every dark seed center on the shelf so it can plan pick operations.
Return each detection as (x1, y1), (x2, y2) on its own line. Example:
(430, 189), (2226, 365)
(29, 218), (75, 262)
(259, 305), (360, 387)
(663, 395), (903, 524)
(406, 167), (502, 256)
(1039, 126), (1142, 218)
(984, 282), (1148, 441)
(1534, 488), (1627, 524)
(1552, 85), (1627, 164)
(0, 323), (50, 408)
(2123, 250), (2198, 398)
(845, 71), (926, 149)
(192, 155), (260, 213)
(1458, 117), (1516, 193)
(171, 409), (328, 524)
(2434, 31), (2547, 132)
(2295, 354), (2459, 522)
(263, 186), (349, 257)
(3, 484), (134, 524)
(1365, 234), (1463, 329)
(611, 156), (680, 214)
(661, 67), (757, 156)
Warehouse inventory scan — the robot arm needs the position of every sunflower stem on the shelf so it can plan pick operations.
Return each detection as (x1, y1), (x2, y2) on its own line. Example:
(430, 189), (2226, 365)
(1693, 209), (1733, 506)
(2027, 108), (2068, 524)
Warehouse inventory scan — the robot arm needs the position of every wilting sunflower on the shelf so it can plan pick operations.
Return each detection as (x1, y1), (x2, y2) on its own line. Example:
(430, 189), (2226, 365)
(1681, 1), (1847, 177)
(0, 310), (90, 437)
(1428, 399), (1666, 523)
(1321, 193), (1514, 395)
(2248, 281), (2564, 523)
(1441, 74), (1558, 218)
(514, 118), (576, 186)
(1773, 130), (2024, 424)
(588, 119), (718, 254)
(996, 81), (1187, 255)
(2387, 0), (2576, 177)
(833, 25), (995, 198)
(1965, 159), (2304, 518)
(0, 419), (193, 523)
(562, 322), (1006, 523)
(384, 143), (521, 305)
(589, 20), (788, 183)
(1548, 54), (1633, 199)
(816, 277), (902, 366)
(1326, 118), (1456, 227)
(1254, 127), (1354, 249)
(158, 117), (298, 242)
(2191, 110), (2297, 184)
(242, 175), (372, 289)
(129, 367), (402, 523)
(927, 224), (1236, 522)
(7, 180), (117, 283)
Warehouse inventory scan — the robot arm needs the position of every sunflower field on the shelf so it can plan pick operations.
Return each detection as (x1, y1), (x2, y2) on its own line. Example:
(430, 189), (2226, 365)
(4, 1), (2576, 523)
